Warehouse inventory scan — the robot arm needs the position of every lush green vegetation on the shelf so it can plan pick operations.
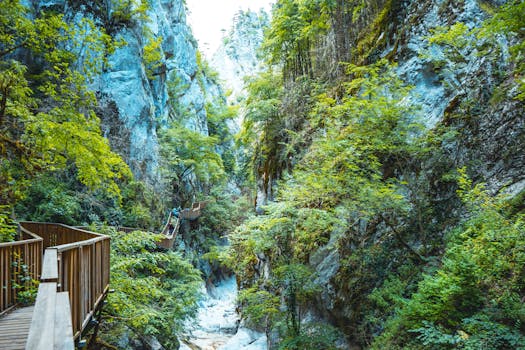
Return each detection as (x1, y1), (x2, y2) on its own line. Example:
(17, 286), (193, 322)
(0, 1), (234, 348)
(0, 0), (131, 237)
(371, 173), (525, 349)
(1, 0), (524, 349)
(92, 227), (201, 349)
(228, 0), (525, 349)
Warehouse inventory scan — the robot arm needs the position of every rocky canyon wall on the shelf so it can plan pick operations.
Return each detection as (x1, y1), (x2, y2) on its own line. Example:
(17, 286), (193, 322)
(33, 0), (221, 185)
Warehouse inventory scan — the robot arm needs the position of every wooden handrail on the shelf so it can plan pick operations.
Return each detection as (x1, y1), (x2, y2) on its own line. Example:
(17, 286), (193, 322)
(156, 212), (180, 249)
(12, 222), (111, 349)
(179, 201), (207, 220)
(0, 202), (209, 348)
(0, 230), (42, 316)
(115, 202), (207, 250)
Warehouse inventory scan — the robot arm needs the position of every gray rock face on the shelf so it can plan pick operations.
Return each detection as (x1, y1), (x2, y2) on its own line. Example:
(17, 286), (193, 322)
(36, 0), (220, 184)
(211, 10), (269, 104)
(391, 0), (523, 195)
(394, 0), (487, 127)
(98, 0), (213, 183)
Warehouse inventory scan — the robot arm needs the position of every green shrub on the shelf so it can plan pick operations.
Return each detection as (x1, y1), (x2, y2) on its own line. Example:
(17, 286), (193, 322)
(0, 205), (16, 242)
(372, 173), (525, 349)
(96, 227), (202, 348)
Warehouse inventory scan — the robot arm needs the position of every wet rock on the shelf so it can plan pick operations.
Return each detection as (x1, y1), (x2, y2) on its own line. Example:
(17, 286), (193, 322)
(183, 276), (266, 350)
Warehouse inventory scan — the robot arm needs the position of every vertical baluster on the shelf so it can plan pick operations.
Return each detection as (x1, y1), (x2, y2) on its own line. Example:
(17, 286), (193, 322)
(1, 248), (5, 311)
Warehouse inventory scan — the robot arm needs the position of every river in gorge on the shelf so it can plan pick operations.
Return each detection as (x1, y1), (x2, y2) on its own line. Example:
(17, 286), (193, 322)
(179, 276), (267, 350)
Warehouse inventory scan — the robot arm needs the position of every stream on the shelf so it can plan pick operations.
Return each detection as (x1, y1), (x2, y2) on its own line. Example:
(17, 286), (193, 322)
(180, 276), (267, 350)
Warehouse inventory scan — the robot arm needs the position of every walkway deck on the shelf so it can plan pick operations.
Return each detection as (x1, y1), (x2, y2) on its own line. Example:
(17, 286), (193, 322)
(0, 306), (34, 350)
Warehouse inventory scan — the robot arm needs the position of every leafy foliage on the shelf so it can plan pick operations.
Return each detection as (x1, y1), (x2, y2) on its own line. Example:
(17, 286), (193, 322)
(143, 35), (163, 80)
(120, 181), (165, 230)
(15, 175), (82, 225)
(278, 323), (341, 350)
(238, 287), (280, 326)
(481, 0), (525, 100)
(0, 0), (130, 213)
(237, 71), (289, 199)
(98, 227), (202, 349)
(0, 205), (16, 242)
(159, 123), (225, 200)
(372, 174), (525, 349)
(262, 0), (329, 79)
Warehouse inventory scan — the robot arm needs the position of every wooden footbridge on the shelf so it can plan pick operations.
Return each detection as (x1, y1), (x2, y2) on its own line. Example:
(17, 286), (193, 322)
(0, 223), (110, 349)
(0, 202), (207, 349)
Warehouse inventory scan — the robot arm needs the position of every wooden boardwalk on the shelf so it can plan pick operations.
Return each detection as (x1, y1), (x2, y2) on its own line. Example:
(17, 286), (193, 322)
(1, 223), (111, 349)
(0, 306), (34, 350)
(0, 204), (205, 349)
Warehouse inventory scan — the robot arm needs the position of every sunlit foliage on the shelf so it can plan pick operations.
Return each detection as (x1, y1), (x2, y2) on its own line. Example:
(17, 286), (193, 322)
(0, 0), (130, 214)
(97, 227), (202, 349)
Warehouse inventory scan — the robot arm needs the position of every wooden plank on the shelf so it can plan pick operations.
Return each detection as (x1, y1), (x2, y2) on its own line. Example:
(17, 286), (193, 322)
(54, 292), (74, 350)
(0, 306), (34, 350)
(25, 283), (56, 350)
(41, 249), (58, 282)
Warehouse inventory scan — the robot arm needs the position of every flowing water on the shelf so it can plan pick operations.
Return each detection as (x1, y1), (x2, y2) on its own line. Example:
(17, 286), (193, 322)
(180, 276), (267, 350)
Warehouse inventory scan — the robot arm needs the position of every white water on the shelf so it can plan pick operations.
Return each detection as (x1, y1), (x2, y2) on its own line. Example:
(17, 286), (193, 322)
(180, 276), (267, 350)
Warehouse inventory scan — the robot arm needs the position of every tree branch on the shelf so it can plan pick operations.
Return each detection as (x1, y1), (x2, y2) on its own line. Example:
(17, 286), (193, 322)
(0, 41), (28, 59)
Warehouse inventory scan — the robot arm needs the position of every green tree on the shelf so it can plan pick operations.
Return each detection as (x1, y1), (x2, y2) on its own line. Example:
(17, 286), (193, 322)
(263, 0), (332, 79)
(159, 123), (225, 203)
(232, 60), (427, 347)
(0, 1), (130, 211)
(238, 71), (288, 201)
(98, 227), (202, 349)
(372, 172), (525, 350)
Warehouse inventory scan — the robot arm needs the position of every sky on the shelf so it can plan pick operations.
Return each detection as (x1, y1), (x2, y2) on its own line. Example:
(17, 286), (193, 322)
(186, 0), (274, 57)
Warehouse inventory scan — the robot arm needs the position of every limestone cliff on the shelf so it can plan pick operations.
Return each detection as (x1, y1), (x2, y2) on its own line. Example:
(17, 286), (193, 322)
(35, 0), (220, 184)
(211, 9), (270, 104)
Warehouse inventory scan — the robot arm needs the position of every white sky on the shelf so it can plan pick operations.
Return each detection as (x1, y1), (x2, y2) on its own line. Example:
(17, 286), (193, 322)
(186, 0), (274, 57)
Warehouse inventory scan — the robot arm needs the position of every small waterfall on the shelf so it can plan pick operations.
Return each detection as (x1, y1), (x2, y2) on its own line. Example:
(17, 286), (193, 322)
(180, 276), (267, 350)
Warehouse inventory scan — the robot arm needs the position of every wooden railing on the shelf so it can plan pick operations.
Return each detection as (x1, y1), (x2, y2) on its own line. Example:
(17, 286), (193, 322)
(157, 212), (180, 249)
(10, 223), (111, 349)
(0, 229), (42, 315)
(0, 202), (207, 347)
(179, 201), (207, 220)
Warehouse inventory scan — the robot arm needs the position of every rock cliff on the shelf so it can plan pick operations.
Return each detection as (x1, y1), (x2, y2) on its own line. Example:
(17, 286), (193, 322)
(211, 9), (270, 104)
(35, 0), (220, 184)
(305, 0), (524, 346)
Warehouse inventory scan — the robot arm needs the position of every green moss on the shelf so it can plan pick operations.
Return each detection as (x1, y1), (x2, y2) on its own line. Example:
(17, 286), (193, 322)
(354, 0), (393, 64)
(477, 0), (497, 15)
